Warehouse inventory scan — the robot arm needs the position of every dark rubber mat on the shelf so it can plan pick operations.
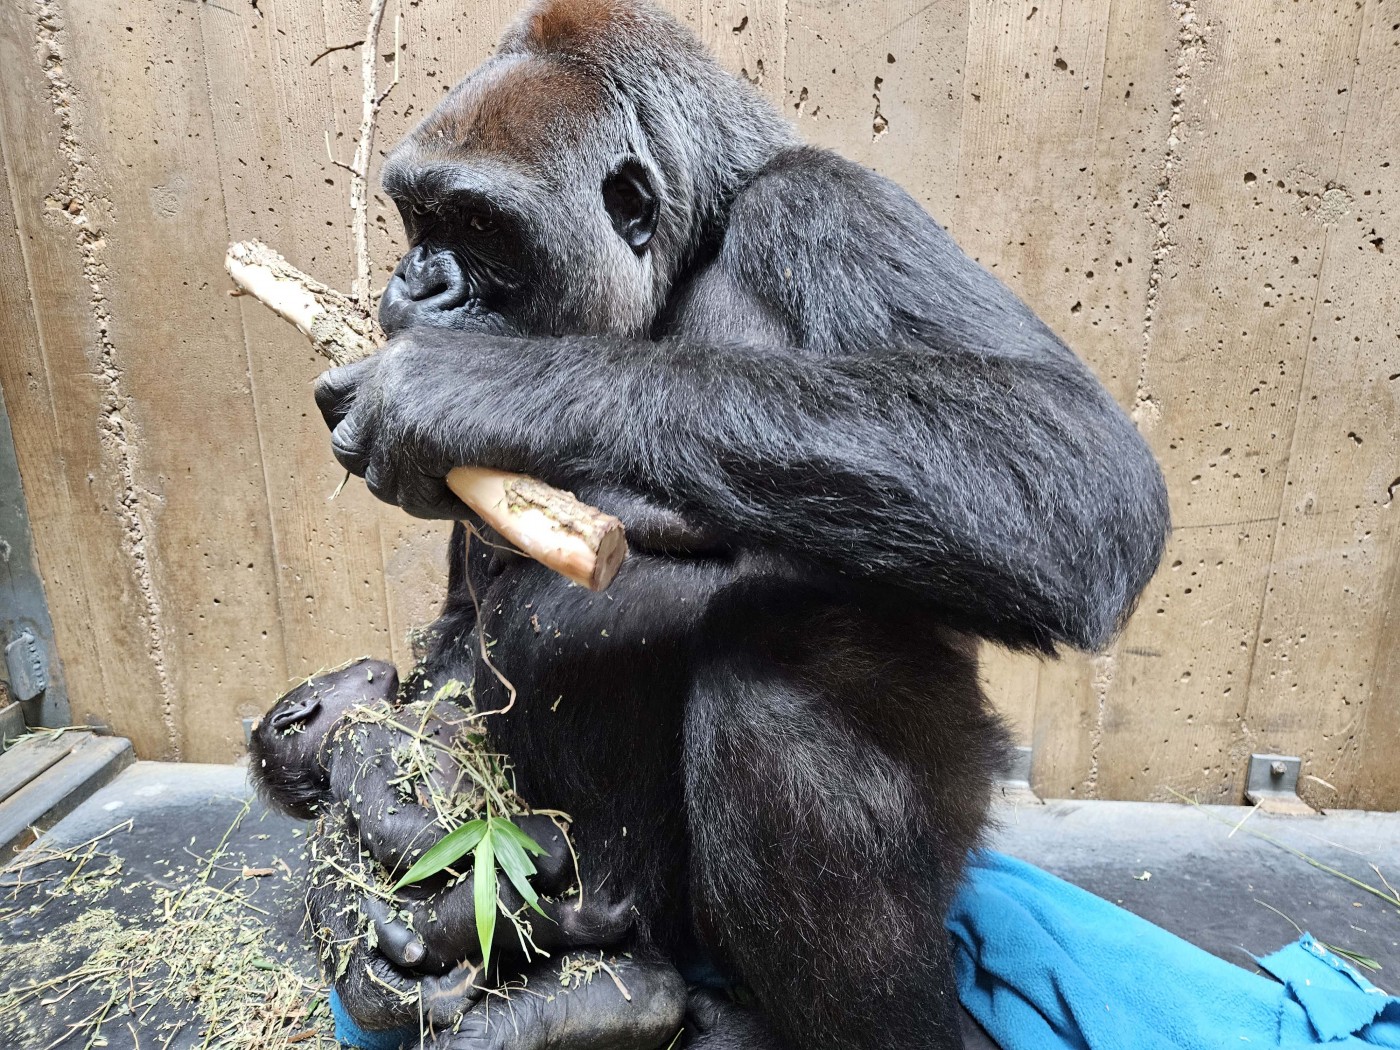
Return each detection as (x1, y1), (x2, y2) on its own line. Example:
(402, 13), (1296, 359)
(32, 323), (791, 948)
(3, 764), (1397, 1050)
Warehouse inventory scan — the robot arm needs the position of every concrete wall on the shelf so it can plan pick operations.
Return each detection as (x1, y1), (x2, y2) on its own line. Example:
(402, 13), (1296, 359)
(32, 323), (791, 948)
(0, 0), (1395, 808)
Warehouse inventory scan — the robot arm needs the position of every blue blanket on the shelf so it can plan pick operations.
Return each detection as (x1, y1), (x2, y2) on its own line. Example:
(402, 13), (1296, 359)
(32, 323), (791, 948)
(949, 850), (1400, 1049)
(331, 850), (1400, 1049)
(329, 990), (416, 1050)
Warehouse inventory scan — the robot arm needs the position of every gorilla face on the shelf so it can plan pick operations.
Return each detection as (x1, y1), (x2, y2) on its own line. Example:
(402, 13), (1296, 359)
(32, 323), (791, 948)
(377, 55), (664, 340)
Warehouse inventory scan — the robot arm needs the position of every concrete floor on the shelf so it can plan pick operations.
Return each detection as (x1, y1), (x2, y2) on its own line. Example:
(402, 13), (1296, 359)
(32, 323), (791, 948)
(1, 762), (1397, 1050)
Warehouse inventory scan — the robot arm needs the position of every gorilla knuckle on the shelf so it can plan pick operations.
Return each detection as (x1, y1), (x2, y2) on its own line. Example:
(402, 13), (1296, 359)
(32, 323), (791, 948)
(312, 373), (338, 412)
(363, 463), (397, 505)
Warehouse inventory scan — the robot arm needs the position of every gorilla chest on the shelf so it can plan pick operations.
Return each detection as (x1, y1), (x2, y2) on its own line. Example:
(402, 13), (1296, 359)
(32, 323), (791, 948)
(469, 548), (730, 804)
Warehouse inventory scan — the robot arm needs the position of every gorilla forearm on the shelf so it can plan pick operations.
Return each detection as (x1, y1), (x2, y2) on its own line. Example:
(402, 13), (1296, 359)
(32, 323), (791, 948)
(325, 327), (1164, 651)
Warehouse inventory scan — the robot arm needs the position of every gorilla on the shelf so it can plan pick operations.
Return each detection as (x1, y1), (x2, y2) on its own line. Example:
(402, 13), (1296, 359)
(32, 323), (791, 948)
(306, 0), (1169, 1047)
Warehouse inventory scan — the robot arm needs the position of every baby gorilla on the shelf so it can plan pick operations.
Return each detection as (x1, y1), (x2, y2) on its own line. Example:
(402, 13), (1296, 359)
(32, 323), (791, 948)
(250, 658), (684, 1043)
(247, 656), (401, 820)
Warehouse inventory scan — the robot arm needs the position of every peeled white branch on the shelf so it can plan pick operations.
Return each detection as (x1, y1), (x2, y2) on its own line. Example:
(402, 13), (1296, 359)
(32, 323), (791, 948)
(226, 239), (628, 591)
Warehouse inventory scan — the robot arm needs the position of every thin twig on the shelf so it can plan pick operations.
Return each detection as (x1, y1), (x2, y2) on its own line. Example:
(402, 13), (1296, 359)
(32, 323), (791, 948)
(310, 40), (364, 67)
(1227, 802), (1261, 838)
(324, 130), (355, 176)
(462, 522), (521, 717)
(1168, 788), (1400, 909)
(1373, 864), (1398, 901)
(347, 0), (397, 308)
(596, 958), (632, 1002)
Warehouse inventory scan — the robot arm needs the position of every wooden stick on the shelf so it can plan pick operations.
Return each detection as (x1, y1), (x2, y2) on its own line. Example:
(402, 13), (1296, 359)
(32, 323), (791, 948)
(225, 239), (628, 591)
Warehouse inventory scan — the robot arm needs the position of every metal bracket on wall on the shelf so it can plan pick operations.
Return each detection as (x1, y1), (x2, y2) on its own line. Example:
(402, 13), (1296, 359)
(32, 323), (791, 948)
(4, 630), (47, 702)
(1245, 753), (1317, 816)
(0, 385), (69, 729)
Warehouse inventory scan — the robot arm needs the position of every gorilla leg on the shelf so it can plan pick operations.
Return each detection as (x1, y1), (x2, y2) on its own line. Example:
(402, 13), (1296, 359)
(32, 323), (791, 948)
(685, 579), (1009, 1050)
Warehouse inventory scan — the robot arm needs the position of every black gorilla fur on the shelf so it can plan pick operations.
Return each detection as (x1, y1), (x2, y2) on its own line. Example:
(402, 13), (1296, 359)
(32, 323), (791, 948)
(307, 0), (1170, 1047)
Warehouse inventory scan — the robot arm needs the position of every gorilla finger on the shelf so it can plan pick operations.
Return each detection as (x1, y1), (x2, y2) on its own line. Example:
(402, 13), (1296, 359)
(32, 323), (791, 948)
(399, 470), (472, 522)
(364, 897), (427, 969)
(314, 359), (376, 432)
(682, 989), (780, 1047)
(421, 960), (487, 1027)
(542, 893), (633, 951)
(333, 951), (422, 1031)
(363, 457), (397, 505)
(515, 815), (573, 894)
(330, 415), (372, 477)
(424, 957), (686, 1050)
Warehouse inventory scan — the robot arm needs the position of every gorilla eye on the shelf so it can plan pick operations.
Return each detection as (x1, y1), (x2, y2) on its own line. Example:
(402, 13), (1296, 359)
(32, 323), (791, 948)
(468, 213), (497, 235)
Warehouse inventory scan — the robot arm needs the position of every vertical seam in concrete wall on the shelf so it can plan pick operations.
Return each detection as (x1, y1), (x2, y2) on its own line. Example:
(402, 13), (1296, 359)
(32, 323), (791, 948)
(1350, 0), (1395, 805)
(1359, 530), (1400, 799)
(1236, 230), (1330, 749)
(1077, 0), (1181, 796)
(193, 3), (295, 685)
(0, 95), (113, 711)
(1134, 0), (1202, 430)
(1084, 651), (1117, 798)
(0, 135), (60, 423)
(32, 0), (180, 755)
(314, 0), (396, 654)
(780, 0), (789, 100)
(949, 0), (976, 200)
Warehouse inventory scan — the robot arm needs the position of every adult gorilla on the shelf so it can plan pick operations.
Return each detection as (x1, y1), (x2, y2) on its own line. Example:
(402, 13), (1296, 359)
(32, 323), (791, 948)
(311, 0), (1169, 1047)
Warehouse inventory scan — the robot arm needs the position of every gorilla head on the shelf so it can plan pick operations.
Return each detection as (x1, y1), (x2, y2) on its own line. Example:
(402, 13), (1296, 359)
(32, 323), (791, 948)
(247, 657), (399, 819)
(377, 0), (795, 339)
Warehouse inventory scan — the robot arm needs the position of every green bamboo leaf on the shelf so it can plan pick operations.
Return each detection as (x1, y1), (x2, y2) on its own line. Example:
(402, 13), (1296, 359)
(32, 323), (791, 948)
(392, 819), (487, 891)
(474, 828), (498, 963)
(494, 829), (546, 916)
(494, 819), (548, 857)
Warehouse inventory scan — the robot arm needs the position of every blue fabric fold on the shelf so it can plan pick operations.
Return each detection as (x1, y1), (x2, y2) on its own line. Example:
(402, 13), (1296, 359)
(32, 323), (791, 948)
(948, 850), (1400, 1050)
(329, 988), (418, 1050)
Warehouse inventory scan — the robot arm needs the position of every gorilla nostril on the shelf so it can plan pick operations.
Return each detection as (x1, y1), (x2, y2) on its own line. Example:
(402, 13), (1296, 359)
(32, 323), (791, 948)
(379, 245), (488, 335)
(418, 277), (449, 299)
(401, 247), (470, 308)
(403, 266), (449, 302)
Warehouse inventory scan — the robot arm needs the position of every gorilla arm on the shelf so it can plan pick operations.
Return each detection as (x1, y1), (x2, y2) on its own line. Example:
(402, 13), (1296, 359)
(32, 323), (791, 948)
(315, 151), (1169, 655)
(226, 239), (627, 591)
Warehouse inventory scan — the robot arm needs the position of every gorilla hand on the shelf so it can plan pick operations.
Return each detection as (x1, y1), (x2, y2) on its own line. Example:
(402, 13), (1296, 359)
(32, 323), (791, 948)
(313, 329), (639, 521)
(306, 804), (485, 1030)
(305, 699), (631, 979)
(422, 954), (687, 1050)
(368, 871), (636, 977)
(248, 657), (399, 820)
(323, 698), (573, 884)
(313, 334), (513, 520)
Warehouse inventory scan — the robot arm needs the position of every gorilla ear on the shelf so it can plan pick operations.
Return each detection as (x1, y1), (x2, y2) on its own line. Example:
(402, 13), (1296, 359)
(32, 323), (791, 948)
(602, 158), (658, 252)
(270, 693), (321, 731)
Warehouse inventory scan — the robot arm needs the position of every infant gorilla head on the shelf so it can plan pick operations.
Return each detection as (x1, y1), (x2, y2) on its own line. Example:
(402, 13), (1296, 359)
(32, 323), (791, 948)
(249, 658), (629, 979)
(247, 657), (400, 820)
